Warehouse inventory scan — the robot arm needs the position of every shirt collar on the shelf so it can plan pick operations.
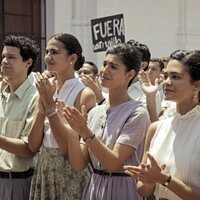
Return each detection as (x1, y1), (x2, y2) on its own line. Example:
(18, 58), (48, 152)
(133, 81), (142, 89)
(2, 78), (32, 100)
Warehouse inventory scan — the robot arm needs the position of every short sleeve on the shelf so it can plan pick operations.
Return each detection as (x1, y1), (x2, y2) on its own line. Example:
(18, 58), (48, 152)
(21, 97), (38, 143)
(116, 108), (150, 149)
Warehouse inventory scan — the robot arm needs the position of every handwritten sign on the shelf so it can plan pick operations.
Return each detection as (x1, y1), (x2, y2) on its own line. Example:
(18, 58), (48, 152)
(91, 14), (125, 52)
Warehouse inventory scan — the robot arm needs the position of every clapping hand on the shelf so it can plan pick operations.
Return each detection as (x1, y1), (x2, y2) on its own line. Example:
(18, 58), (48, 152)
(62, 105), (89, 137)
(124, 153), (168, 185)
(35, 72), (57, 112)
(80, 75), (104, 103)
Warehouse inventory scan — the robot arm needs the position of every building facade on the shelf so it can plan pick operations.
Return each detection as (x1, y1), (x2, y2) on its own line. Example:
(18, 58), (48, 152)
(1, 0), (200, 70)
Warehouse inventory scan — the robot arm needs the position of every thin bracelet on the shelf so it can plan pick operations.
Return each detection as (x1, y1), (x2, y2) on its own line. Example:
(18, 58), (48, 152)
(47, 110), (57, 118)
(98, 98), (106, 105)
(83, 134), (95, 143)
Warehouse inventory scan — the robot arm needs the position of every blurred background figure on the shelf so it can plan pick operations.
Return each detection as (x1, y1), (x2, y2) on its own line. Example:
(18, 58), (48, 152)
(78, 61), (98, 81)
(0, 64), (8, 92)
(127, 39), (162, 122)
(146, 58), (164, 85)
(161, 56), (170, 69)
(42, 69), (56, 79)
(78, 61), (108, 105)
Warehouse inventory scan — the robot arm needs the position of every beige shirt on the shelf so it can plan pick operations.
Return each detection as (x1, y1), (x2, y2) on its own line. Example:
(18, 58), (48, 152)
(0, 78), (38, 172)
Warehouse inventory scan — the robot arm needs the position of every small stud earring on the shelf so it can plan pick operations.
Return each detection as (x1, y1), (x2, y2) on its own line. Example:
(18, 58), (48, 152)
(70, 62), (72, 65)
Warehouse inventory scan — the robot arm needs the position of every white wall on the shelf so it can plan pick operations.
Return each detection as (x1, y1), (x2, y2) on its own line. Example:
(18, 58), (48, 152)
(46, 0), (55, 40)
(46, 0), (200, 68)
(70, 0), (97, 63)
(46, 0), (97, 65)
(46, 0), (73, 38)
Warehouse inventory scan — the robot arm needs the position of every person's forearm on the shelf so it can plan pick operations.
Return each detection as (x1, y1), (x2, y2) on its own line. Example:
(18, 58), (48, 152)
(0, 135), (35, 157)
(146, 94), (158, 122)
(137, 181), (155, 197)
(87, 138), (126, 172)
(48, 111), (70, 154)
(82, 128), (133, 172)
(67, 133), (88, 171)
(166, 176), (200, 200)
(28, 112), (45, 152)
(138, 175), (200, 199)
(95, 92), (105, 104)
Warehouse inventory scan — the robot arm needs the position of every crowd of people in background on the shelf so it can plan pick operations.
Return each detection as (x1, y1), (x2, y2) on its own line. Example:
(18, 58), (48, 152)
(0, 33), (199, 200)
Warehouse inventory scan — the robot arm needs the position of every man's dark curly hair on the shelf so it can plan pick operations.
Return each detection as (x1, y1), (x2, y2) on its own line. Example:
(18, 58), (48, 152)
(3, 35), (40, 75)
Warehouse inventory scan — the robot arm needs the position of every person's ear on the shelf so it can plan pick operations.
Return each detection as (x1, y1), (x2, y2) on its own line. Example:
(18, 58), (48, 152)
(69, 54), (77, 66)
(27, 58), (33, 67)
(127, 69), (136, 81)
(140, 61), (148, 70)
(194, 80), (200, 91)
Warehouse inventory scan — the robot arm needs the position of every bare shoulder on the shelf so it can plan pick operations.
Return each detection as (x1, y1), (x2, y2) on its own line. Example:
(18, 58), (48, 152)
(142, 121), (159, 163)
(80, 87), (96, 103)
(148, 121), (159, 134)
(81, 86), (95, 97)
(75, 87), (96, 112)
(146, 121), (159, 147)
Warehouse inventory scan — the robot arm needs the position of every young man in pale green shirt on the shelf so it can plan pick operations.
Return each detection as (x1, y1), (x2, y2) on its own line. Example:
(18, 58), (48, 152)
(0, 35), (39, 200)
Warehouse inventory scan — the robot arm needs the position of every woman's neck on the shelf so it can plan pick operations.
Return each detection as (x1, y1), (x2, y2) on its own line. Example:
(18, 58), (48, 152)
(108, 87), (131, 108)
(176, 100), (199, 115)
(56, 71), (75, 91)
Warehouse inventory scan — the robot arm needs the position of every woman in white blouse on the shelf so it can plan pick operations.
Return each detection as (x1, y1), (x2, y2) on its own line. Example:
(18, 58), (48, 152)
(124, 50), (200, 200)
(28, 33), (96, 200)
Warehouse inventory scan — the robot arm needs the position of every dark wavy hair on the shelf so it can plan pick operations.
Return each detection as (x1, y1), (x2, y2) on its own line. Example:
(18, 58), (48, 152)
(84, 61), (98, 75)
(3, 35), (40, 75)
(181, 51), (200, 83)
(127, 39), (151, 68)
(169, 49), (191, 61)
